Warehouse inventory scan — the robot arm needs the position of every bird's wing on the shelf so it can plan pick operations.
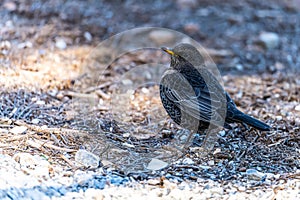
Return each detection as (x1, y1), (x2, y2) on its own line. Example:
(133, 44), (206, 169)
(160, 69), (227, 124)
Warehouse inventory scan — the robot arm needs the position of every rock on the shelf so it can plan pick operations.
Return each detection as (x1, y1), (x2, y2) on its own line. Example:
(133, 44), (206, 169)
(121, 79), (133, 85)
(0, 40), (11, 50)
(122, 142), (135, 148)
(84, 32), (92, 42)
(258, 32), (280, 49)
(207, 160), (214, 166)
(122, 133), (130, 138)
(218, 130), (226, 137)
(295, 105), (300, 111)
(182, 158), (194, 165)
(10, 126), (27, 134)
(276, 115), (283, 121)
(31, 119), (40, 124)
(238, 186), (246, 192)
(246, 169), (266, 181)
(17, 41), (33, 49)
(235, 64), (244, 71)
(149, 30), (175, 45)
(55, 38), (67, 49)
(146, 158), (168, 171)
(35, 100), (45, 105)
(75, 149), (100, 168)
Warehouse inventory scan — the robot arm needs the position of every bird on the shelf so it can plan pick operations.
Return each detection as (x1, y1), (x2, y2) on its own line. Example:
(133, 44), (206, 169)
(160, 43), (270, 149)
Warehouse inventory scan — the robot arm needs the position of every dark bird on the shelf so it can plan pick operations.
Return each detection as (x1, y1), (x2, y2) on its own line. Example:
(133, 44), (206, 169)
(160, 43), (270, 148)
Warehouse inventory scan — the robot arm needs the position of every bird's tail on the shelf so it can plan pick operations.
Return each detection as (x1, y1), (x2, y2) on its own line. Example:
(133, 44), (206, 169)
(233, 111), (271, 131)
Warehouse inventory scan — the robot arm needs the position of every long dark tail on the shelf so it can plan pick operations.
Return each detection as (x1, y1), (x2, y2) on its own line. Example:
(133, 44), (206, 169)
(233, 111), (271, 131)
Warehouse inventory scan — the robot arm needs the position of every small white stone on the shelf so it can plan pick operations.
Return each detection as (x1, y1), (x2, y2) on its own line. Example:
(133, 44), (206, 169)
(182, 158), (194, 165)
(10, 126), (27, 134)
(276, 115), (283, 121)
(5, 20), (14, 27)
(0, 40), (11, 50)
(75, 149), (100, 168)
(35, 100), (45, 105)
(55, 38), (67, 49)
(295, 105), (300, 111)
(207, 160), (214, 166)
(84, 31), (92, 42)
(121, 79), (133, 85)
(122, 133), (130, 138)
(122, 142), (135, 148)
(218, 130), (226, 137)
(246, 169), (266, 181)
(238, 186), (246, 192)
(235, 64), (244, 71)
(31, 119), (40, 124)
(146, 158), (168, 171)
(17, 41), (33, 49)
(259, 32), (280, 49)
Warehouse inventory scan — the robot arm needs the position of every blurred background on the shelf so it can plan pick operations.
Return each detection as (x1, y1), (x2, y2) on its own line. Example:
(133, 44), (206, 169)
(1, 0), (299, 75)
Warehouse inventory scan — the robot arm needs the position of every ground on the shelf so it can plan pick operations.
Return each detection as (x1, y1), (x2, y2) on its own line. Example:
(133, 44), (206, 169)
(0, 0), (299, 199)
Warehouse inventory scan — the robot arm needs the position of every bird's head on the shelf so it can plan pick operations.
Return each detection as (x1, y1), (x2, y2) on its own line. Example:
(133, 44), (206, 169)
(161, 43), (204, 70)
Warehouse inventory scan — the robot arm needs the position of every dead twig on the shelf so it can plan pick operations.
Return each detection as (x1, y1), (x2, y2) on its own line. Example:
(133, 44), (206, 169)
(26, 138), (77, 152)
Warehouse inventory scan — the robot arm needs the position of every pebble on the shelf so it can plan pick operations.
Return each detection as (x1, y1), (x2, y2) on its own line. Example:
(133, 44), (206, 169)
(149, 30), (175, 45)
(238, 186), (246, 192)
(295, 105), (300, 111)
(75, 149), (100, 168)
(246, 169), (266, 181)
(55, 38), (67, 49)
(276, 115), (283, 121)
(84, 31), (93, 42)
(17, 41), (33, 49)
(31, 118), (40, 124)
(121, 79), (133, 85)
(182, 158), (195, 165)
(235, 64), (244, 71)
(207, 160), (215, 166)
(9, 126), (27, 134)
(0, 40), (11, 50)
(258, 32), (280, 49)
(146, 158), (168, 171)
(218, 130), (226, 137)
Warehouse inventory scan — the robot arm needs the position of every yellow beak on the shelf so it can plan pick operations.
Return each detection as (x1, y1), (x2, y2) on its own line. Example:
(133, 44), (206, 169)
(161, 47), (175, 56)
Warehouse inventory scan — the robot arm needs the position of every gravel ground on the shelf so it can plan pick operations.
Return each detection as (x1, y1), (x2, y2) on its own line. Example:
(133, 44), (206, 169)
(0, 154), (299, 200)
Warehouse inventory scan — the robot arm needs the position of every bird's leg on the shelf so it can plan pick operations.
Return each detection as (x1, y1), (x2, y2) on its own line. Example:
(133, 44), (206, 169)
(188, 129), (218, 158)
(201, 130), (218, 151)
(183, 130), (195, 149)
(168, 129), (195, 155)
(201, 125), (220, 151)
